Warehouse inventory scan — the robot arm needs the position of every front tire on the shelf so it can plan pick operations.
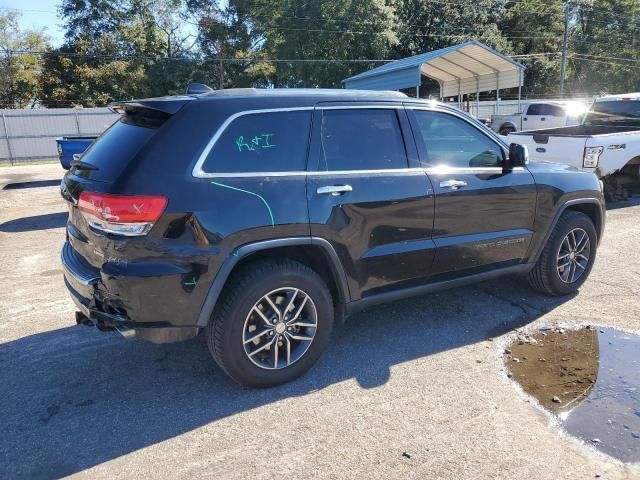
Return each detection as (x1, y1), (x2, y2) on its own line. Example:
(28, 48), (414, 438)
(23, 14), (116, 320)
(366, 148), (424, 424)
(527, 211), (597, 296)
(206, 259), (334, 388)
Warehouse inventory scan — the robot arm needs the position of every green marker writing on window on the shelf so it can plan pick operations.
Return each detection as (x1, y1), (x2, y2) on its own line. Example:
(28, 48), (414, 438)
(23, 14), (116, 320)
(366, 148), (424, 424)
(236, 133), (276, 152)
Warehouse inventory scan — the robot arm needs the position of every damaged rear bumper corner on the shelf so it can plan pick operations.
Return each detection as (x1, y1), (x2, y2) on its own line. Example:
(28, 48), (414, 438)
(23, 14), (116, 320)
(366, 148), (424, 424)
(61, 241), (199, 344)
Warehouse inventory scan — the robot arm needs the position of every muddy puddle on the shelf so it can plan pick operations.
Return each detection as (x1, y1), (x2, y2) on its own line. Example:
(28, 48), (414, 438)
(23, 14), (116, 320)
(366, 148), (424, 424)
(505, 326), (640, 463)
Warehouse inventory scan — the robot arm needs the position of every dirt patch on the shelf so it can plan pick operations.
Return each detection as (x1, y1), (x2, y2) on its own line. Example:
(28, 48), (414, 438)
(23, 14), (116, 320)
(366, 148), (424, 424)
(505, 326), (640, 463)
(506, 327), (598, 412)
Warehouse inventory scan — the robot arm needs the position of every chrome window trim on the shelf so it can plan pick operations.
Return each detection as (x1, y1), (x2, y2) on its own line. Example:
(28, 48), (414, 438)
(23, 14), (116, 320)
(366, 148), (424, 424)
(192, 104), (521, 179)
(191, 166), (523, 178)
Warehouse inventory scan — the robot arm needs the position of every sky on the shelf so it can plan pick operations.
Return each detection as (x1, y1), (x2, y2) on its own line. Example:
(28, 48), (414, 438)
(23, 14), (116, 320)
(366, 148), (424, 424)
(1, 0), (66, 46)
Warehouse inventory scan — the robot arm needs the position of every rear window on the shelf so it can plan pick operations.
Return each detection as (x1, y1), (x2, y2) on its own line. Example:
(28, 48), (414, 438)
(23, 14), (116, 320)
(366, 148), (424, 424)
(71, 112), (163, 182)
(584, 101), (640, 126)
(201, 110), (312, 173)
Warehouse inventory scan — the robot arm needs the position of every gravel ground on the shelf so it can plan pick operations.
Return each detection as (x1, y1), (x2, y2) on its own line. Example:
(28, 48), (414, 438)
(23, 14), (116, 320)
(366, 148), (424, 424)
(1, 163), (639, 479)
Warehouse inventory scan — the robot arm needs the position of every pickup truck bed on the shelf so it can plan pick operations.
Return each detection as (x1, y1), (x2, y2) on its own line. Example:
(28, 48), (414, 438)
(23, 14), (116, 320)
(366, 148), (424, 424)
(516, 125), (638, 137)
(56, 136), (97, 169)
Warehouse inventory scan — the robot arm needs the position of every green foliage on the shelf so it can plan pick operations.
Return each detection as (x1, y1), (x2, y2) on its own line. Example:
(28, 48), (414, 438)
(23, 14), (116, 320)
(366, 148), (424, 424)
(500, 0), (565, 96)
(242, 0), (396, 87)
(7, 0), (640, 107)
(0, 11), (49, 108)
(40, 0), (197, 107)
(571, 0), (640, 95)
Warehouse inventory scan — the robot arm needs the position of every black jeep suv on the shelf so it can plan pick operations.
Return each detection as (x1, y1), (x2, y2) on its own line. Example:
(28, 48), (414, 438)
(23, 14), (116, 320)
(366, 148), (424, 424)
(61, 88), (605, 387)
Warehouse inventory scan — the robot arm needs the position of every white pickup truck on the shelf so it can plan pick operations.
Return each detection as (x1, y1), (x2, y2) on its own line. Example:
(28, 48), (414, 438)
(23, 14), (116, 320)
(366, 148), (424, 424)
(489, 101), (586, 136)
(508, 93), (640, 200)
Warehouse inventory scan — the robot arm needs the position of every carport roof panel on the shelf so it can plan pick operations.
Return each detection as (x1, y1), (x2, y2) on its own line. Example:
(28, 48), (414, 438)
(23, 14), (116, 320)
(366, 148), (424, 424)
(343, 40), (524, 92)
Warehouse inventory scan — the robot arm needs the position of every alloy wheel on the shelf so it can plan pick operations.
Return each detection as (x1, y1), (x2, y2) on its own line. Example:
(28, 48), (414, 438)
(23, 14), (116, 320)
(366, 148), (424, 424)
(556, 227), (591, 284)
(242, 287), (318, 370)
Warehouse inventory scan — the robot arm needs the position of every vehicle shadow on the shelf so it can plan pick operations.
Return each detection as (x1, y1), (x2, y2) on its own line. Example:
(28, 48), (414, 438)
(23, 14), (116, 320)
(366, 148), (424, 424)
(0, 212), (67, 232)
(3, 179), (62, 190)
(0, 276), (571, 478)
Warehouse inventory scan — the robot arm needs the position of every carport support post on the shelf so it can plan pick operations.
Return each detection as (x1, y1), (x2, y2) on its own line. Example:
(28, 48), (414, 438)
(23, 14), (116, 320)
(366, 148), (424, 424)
(476, 76), (480, 118)
(2, 113), (13, 166)
(496, 71), (500, 115)
(517, 69), (522, 112)
(457, 79), (461, 109)
(416, 85), (419, 99)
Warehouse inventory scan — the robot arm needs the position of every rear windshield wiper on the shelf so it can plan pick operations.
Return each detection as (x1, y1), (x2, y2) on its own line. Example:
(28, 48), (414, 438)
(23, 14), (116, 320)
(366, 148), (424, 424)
(71, 160), (99, 171)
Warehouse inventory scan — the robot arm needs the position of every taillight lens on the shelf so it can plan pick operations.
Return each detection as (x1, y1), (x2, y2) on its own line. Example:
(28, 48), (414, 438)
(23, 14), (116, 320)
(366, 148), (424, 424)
(78, 191), (167, 236)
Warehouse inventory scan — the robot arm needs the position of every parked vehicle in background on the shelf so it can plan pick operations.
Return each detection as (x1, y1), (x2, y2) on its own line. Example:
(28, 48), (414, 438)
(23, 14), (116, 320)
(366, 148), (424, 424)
(60, 87), (605, 388)
(489, 101), (587, 135)
(509, 93), (640, 200)
(56, 136), (97, 169)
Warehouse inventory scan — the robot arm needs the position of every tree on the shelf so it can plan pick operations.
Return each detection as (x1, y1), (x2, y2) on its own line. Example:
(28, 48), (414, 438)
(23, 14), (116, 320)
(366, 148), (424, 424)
(40, 0), (197, 107)
(571, 0), (640, 95)
(499, 0), (565, 97)
(234, 0), (396, 88)
(392, 0), (512, 97)
(394, 0), (511, 58)
(0, 10), (49, 108)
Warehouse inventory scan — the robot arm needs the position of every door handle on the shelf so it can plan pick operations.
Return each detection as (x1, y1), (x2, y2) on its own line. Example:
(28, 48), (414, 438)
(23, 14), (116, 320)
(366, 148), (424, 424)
(317, 185), (353, 196)
(439, 179), (467, 190)
(523, 117), (528, 121)
(541, 117), (546, 121)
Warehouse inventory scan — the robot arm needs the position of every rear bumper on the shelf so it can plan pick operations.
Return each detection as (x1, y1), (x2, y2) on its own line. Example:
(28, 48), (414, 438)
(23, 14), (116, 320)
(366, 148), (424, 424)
(61, 241), (199, 343)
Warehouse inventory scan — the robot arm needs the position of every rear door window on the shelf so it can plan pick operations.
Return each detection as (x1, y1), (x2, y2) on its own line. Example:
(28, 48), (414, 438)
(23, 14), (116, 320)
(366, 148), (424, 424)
(202, 110), (312, 173)
(318, 109), (408, 171)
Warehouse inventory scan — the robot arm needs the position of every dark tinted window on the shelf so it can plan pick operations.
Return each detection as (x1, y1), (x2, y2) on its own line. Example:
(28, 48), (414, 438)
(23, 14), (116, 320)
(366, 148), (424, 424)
(526, 104), (544, 115)
(319, 109), (407, 171)
(584, 100), (640, 126)
(542, 104), (566, 116)
(75, 118), (157, 182)
(203, 110), (311, 173)
(412, 110), (503, 168)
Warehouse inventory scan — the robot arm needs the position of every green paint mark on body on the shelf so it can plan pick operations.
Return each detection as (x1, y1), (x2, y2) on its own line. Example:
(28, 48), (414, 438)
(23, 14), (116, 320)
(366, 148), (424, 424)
(210, 181), (275, 227)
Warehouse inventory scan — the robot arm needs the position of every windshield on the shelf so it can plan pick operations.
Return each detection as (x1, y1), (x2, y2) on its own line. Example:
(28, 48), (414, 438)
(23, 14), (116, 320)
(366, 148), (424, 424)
(584, 101), (640, 126)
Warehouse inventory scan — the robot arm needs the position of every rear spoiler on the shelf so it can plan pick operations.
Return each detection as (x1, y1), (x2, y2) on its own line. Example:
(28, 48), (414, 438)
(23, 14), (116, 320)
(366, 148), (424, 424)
(109, 96), (194, 116)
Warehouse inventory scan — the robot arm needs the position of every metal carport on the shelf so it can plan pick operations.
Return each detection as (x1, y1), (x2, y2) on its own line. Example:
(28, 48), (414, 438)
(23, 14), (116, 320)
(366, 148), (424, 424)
(343, 40), (525, 112)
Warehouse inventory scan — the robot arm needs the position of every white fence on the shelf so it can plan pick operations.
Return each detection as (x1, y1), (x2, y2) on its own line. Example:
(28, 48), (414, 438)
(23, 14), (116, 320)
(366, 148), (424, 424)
(0, 108), (119, 165)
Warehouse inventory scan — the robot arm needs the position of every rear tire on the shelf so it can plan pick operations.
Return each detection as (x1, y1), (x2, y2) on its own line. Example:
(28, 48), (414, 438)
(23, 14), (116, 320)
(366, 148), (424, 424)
(499, 126), (516, 136)
(603, 174), (630, 202)
(527, 211), (597, 296)
(206, 259), (334, 388)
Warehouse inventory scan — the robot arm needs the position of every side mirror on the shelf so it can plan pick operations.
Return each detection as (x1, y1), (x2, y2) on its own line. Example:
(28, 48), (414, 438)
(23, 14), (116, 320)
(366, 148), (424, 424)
(507, 143), (529, 168)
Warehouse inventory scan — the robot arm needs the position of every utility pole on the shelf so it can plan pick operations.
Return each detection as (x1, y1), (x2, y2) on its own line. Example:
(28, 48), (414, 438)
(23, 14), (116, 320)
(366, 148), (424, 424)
(559, 2), (569, 98)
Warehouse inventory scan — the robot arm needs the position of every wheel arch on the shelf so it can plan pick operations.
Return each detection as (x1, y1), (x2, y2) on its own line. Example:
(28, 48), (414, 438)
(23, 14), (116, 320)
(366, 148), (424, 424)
(499, 122), (517, 133)
(530, 198), (604, 263)
(196, 237), (350, 327)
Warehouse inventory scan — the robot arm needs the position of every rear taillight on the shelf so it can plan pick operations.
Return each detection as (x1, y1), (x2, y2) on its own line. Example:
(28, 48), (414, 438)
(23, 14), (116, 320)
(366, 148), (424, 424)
(78, 191), (167, 236)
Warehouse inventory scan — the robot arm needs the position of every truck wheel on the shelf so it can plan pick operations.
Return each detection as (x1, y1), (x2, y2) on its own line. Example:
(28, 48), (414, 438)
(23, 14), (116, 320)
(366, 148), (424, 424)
(499, 126), (515, 136)
(527, 211), (597, 296)
(206, 259), (334, 388)
(603, 174), (630, 202)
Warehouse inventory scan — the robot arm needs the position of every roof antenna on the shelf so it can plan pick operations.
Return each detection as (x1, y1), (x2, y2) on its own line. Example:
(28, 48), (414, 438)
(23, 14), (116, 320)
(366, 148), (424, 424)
(185, 83), (213, 95)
